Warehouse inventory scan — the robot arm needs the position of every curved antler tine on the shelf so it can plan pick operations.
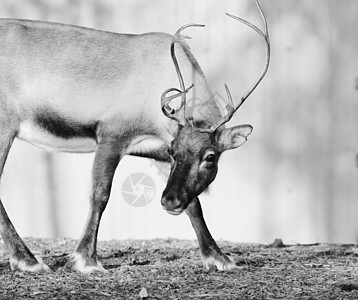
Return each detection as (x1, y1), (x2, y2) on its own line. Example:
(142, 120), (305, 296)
(222, 84), (235, 122)
(161, 23), (205, 124)
(229, 0), (270, 110)
(171, 24), (205, 120)
(212, 0), (270, 130)
(173, 23), (205, 50)
(225, 14), (265, 40)
(224, 84), (235, 109)
(161, 85), (194, 125)
(208, 84), (235, 131)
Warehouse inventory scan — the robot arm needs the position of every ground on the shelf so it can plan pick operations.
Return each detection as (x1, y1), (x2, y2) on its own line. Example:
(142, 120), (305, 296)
(0, 238), (358, 299)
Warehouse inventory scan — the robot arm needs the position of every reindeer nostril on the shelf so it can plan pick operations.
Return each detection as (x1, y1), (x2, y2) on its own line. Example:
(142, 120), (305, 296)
(161, 193), (181, 211)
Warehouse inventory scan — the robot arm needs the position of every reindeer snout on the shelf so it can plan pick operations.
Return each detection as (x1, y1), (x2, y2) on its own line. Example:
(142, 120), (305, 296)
(161, 192), (184, 215)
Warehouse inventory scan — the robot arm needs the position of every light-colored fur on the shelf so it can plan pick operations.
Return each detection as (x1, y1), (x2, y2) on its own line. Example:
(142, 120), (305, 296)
(0, 19), (216, 152)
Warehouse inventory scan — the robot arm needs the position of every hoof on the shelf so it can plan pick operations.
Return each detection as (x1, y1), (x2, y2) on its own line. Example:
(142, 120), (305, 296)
(67, 253), (108, 274)
(201, 252), (238, 271)
(10, 255), (51, 273)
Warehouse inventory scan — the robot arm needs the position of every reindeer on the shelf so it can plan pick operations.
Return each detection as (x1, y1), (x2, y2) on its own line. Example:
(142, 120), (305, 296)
(0, 0), (269, 273)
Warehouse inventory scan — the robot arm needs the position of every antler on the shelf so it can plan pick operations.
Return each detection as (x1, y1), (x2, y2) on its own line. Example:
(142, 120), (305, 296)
(208, 0), (270, 132)
(161, 23), (204, 126)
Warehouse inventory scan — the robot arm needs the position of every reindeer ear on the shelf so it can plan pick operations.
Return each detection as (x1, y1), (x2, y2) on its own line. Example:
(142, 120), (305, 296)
(217, 124), (253, 152)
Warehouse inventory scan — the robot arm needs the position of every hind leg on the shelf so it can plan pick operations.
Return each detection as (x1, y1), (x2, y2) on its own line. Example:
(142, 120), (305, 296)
(0, 120), (50, 272)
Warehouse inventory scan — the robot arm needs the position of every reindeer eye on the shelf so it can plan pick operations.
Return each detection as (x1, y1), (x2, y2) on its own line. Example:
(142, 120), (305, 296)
(205, 153), (216, 163)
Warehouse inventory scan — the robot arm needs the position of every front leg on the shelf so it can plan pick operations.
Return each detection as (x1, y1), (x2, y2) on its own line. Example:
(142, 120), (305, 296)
(186, 197), (236, 271)
(67, 139), (122, 273)
(132, 147), (234, 270)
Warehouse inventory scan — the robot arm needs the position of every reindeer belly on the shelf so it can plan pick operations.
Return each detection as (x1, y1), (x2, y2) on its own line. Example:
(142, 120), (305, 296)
(17, 112), (98, 153)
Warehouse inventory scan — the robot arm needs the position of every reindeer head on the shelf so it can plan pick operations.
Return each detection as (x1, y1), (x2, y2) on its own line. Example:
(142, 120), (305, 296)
(161, 0), (270, 215)
(161, 123), (253, 215)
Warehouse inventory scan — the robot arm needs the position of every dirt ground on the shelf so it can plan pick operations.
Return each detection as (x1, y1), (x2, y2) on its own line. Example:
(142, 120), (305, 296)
(0, 238), (358, 299)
